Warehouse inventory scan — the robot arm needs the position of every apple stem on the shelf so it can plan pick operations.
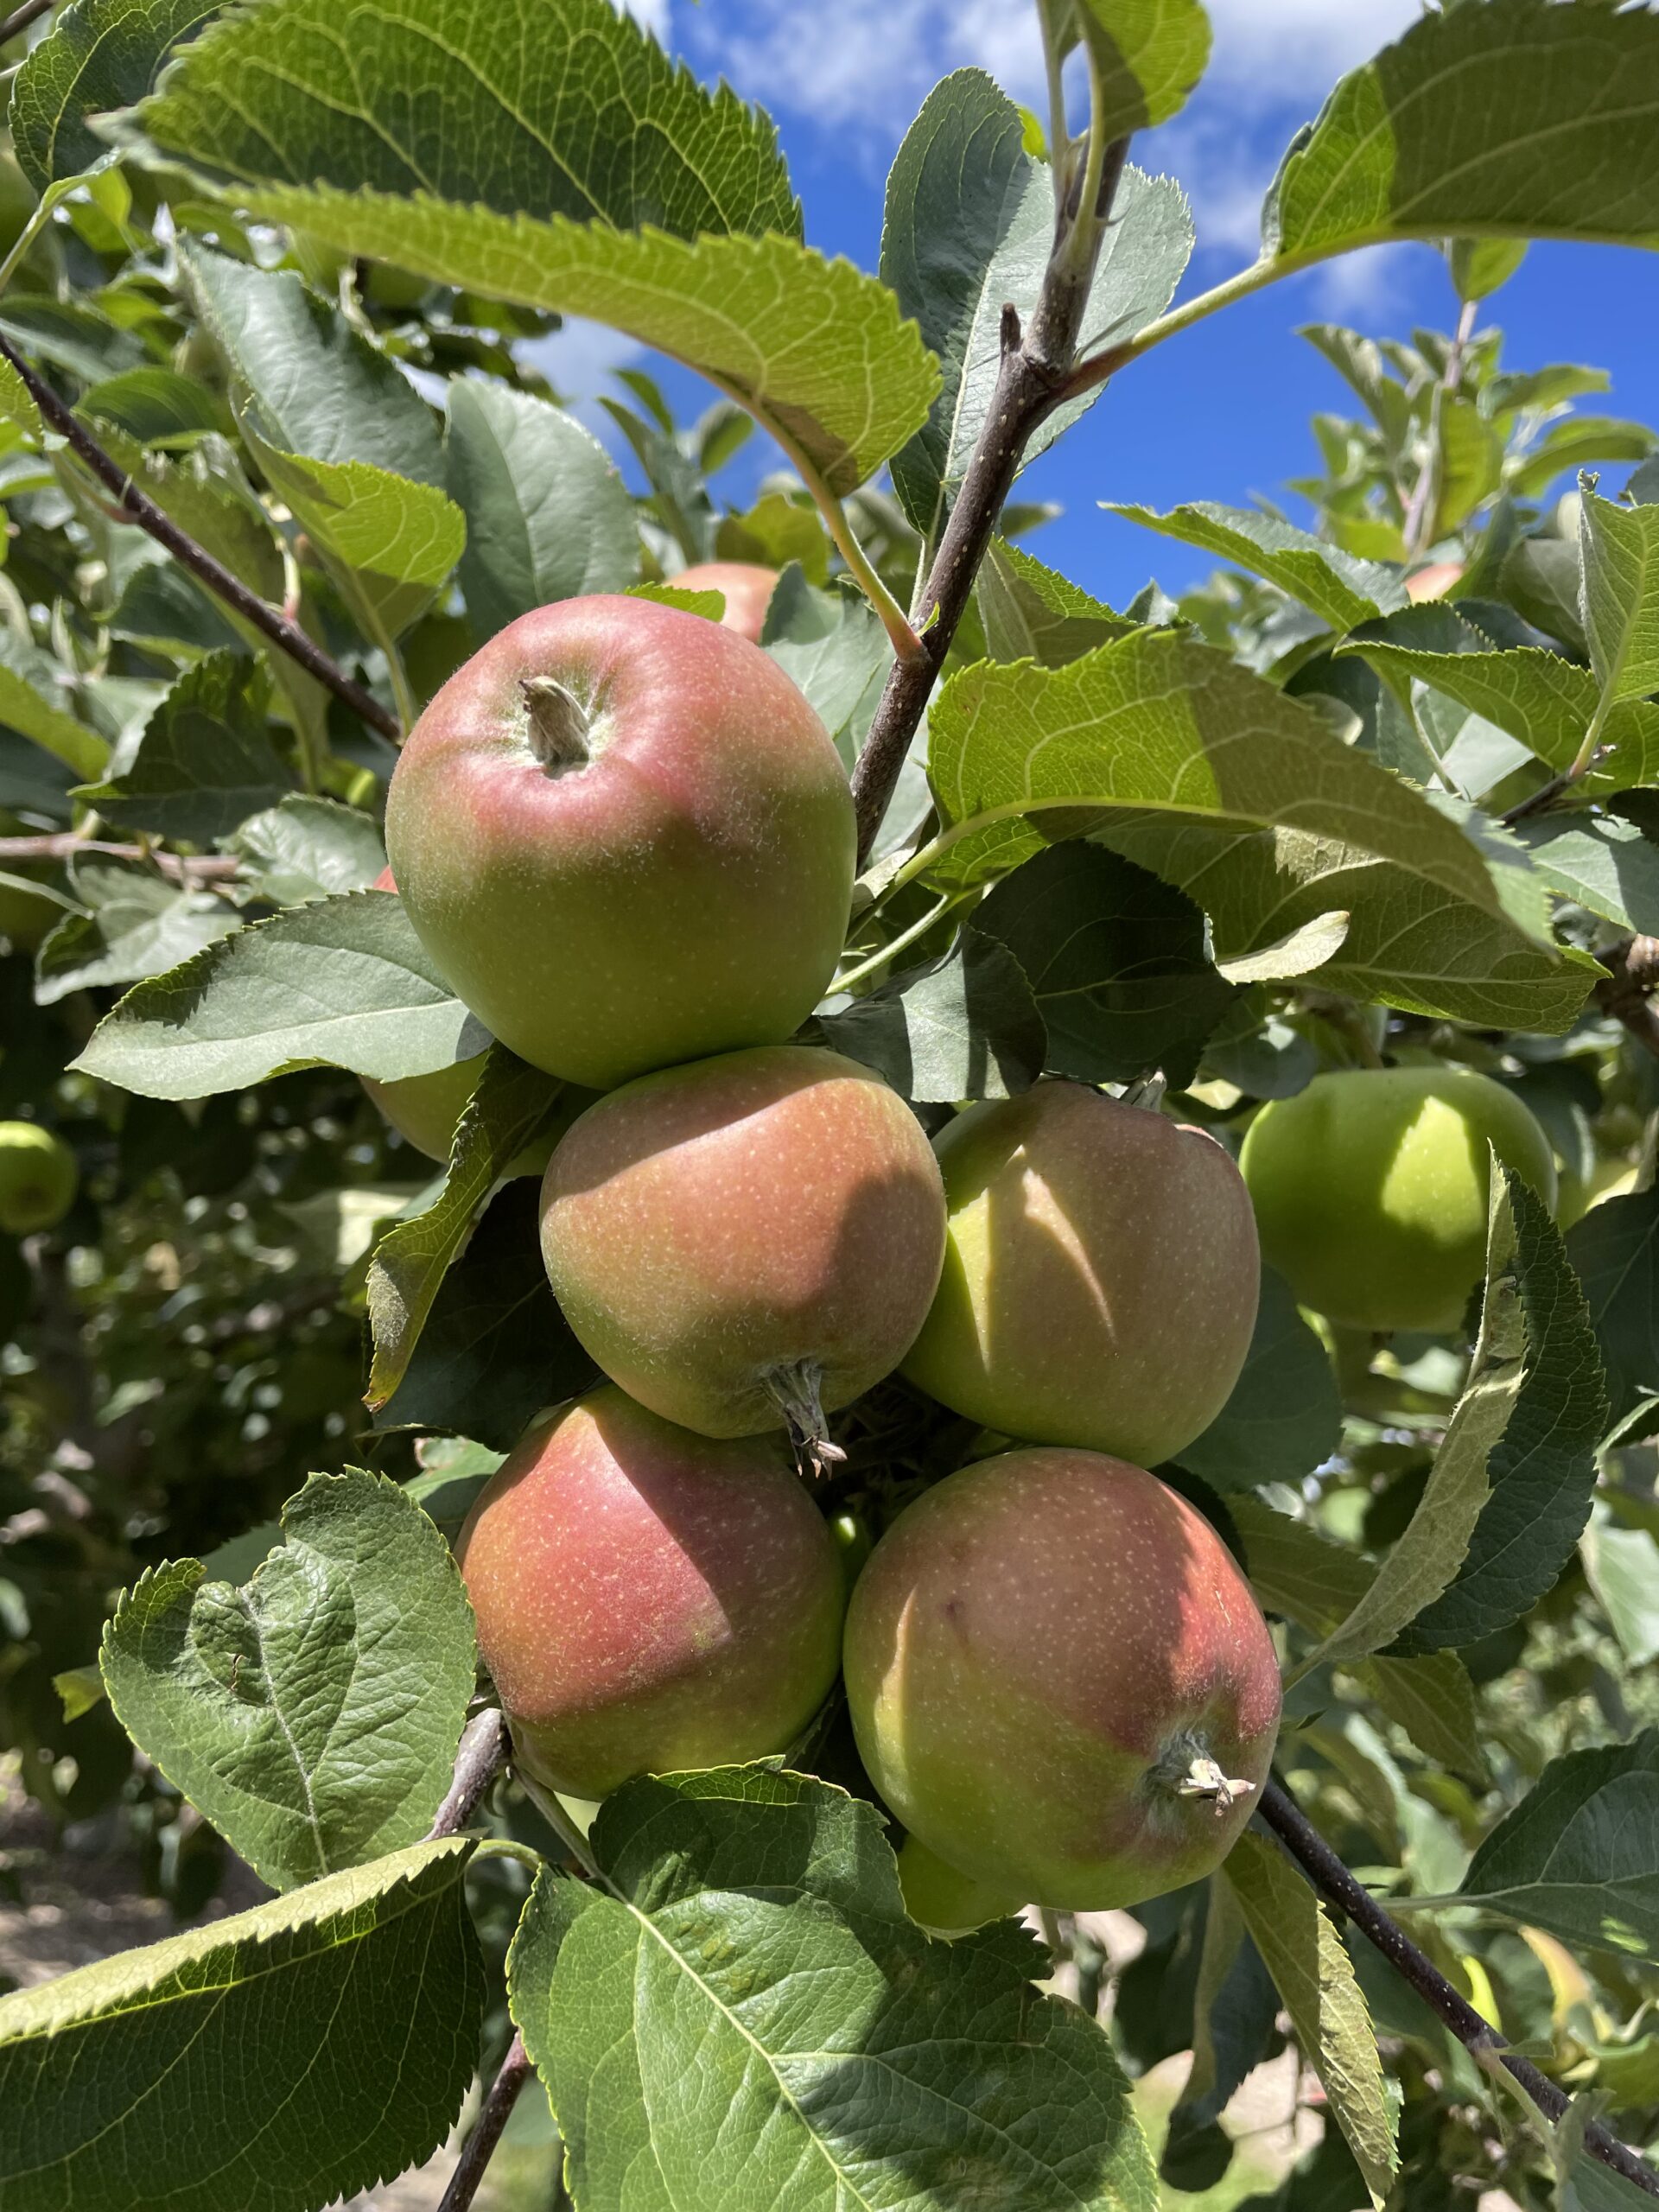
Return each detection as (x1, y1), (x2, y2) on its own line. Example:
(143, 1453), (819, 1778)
(1120, 1072), (1167, 1113)
(1156, 1736), (1255, 1819)
(520, 676), (592, 772)
(766, 1359), (848, 1483)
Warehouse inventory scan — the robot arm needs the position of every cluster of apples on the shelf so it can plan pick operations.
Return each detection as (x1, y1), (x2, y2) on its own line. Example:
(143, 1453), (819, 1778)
(377, 580), (1296, 1925)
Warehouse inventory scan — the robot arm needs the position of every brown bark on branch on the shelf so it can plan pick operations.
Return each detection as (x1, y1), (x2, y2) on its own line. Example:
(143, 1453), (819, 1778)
(1257, 1782), (1659, 2199)
(0, 834), (240, 883)
(0, 332), (401, 742)
(848, 137), (1132, 864)
(0, 0), (54, 43)
(1595, 934), (1659, 1061)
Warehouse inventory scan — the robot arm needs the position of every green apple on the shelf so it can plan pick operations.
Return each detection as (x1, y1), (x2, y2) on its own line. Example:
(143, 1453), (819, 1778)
(1239, 1065), (1557, 1332)
(843, 1446), (1282, 1911)
(899, 1082), (1260, 1468)
(672, 560), (779, 641)
(455, 1385), (845, 1799)
(540, 1046), (946, 1448)
(0, 1122), (77, 1235)
(385, 594), (855, 1089)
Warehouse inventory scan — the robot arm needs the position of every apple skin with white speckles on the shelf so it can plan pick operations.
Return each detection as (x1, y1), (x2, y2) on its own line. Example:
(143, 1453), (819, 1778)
(673, 560), (779, 641)
(455, 1386), (845, 1800)
(385, 594), (855, 1090)
(843, 1448), (1281, 1912)
(539, 1045), (947, 1438)
(900, 1082), (1261, 1468)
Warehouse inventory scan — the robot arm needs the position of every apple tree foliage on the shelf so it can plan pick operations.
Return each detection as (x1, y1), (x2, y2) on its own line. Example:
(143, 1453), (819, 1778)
(0, 2), (1658, 2208)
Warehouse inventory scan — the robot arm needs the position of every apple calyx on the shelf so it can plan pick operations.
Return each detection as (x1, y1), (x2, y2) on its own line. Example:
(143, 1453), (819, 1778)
(765, 1358), (848, 1482)
(1157, 1735), (1256, 1819)
(520, 675), (592, 774)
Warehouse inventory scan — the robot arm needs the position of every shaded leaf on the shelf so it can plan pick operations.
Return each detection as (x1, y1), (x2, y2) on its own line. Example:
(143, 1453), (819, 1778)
(76, 651), (292, 842)
(1566, 1184), (1659, 1429)
(0, 1839), (482, 2212)
(101, 1469), (475, 1889)
(35, 855), (239, 1007)
(817, 930), (1046, 1104)
(1179, 1266), (1342, 1492)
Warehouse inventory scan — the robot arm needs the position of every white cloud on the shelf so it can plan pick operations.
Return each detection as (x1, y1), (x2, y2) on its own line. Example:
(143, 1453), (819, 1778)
(618, 0), (671, 38)
(1202, 0), (1423, 104)
(518, 317), (645, 446)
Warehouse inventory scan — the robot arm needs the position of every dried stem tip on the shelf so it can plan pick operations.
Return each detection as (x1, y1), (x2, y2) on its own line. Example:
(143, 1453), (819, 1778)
(520, 676), (591, 772)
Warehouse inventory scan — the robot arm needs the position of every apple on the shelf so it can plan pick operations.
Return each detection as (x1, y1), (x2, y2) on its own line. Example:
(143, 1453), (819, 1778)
(673, 561), (779, 641)
(842, 1446), (1282, 1912)
(385, 594), (855, 1089)
(899, 1082), (1259, 1468)
(358, 870), (591, 1173)
(1240, 1065), (1557, 1332)
(1405, 560), (1465, 603)
(455, 1384), (845, 1799)
(0, 1122), (78, 1235)
(540, 1045), (946, 1451)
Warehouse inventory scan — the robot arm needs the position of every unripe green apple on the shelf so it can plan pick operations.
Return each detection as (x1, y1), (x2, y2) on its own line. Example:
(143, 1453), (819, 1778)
(385, 594), (854, 1088)
(843, 1446), (1281, 1911)
(357, 871), (590, 1173)
(1239, 1066), (1557, 1333)
(899, 1082), (1259, 1467)
(672, 561), (779, 641)
(0, 1122), (78, 1234)
(540, 1046), (947, 1449)
(455, 1385), (844, 1798)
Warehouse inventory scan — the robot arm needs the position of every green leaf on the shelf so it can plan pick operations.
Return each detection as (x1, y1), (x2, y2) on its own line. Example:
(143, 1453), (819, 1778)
(75, 652), (294, 842)
(35, 854), (239, 1007)
(0, 633), (108, 779)
(0, 1838), (483, 2212)
(221, 793), (385, 906)
(139, 0), (798, 240)
(509, 1764), (1159, 2212)
(101, 1469), (475, 1889)
(1580, 482), (1659, 709)
(1064, 0), (1211, 138)
(715, 490), (829, 584)
(882, 71), (1188, 537)
(71, 888), (492, 1097)
(1456, 1731), (1659, 1957)
(1229, 1495), (1376, 1638)
(970, 841), (1235, 1089)
(10, 0), (221, 191)
(977, 538), (1139, 668)
(816, 930), (1046, 1104)
(1338, 621), (1659, 791)
(1264, 2), (1659, 269)
(924, 631), (1595, 1032)
(79, 364), (226, 445)
(374, 1181), (598, 1455)
(1566, 1184), (1659, 1429)
(1352, 1653), (1489, 1787)
(1393, 1171), (1607, 1656)
(0, 357), (43, 446)
(1214, 911), (1351, 986)
(1179, 1266), (1343, 1492)
(1509, 416), (1659, 500)
(761, 569), (893, 767)
(1580, 1506), (1659, 1669)
(1103, 501), (1408, 632)
(1513, 816), (1659, 934)
(1224, 1830), (1398, 2207)
(366, 1048), (569, 1408)
(446, 378), (638, 639)
(184, 241), (445, 488)
(1452, 236), (1529, 305)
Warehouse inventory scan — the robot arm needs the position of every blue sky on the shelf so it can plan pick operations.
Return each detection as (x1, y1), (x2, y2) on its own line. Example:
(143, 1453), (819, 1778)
(537, 1), (1659, 610)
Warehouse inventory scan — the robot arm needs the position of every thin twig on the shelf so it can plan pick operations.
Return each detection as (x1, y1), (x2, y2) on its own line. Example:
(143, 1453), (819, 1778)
(0, 332), (401, 741)
(0, 0), (53, 43)
(1593, 934), (1659, 1060)
(848, 136), (1133, 863)
(428, 1707), (510, 1840)
(1257, 1782), (1659, 2200)
(0, 833), (239, 883)
(436, 2031), (535, 2212)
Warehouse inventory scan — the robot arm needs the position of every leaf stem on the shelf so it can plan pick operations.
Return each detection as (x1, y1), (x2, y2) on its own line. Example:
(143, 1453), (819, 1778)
(1256, 1780), (1659, 2200)
(830, 890), (968, 993)
(0, 330), (401, 742)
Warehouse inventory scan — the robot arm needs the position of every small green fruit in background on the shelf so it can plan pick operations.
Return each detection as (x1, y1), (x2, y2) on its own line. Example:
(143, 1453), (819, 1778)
(671, 560), (779, 640)
(0, 1122), (78, 1235)
(843, 1446), (1281, 1913)
(385, 594), (855, 1089)
(540, 1046), (946, 1450)
(455, 1385), (844, 1800)
(899, 1082), (1260, 1468)
(1240, 1065), (1557, 1333)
